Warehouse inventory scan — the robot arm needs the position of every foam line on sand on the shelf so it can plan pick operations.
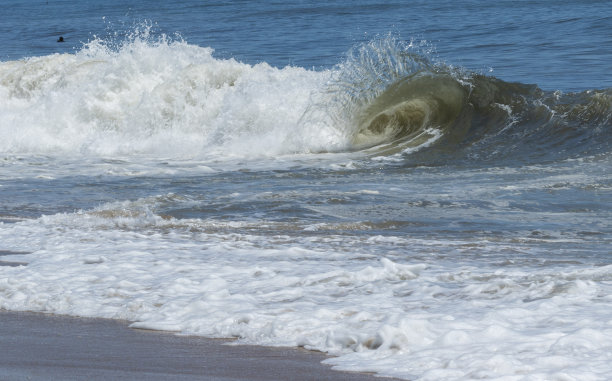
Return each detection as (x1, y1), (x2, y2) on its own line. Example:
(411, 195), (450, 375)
(0, 310), (390, 381)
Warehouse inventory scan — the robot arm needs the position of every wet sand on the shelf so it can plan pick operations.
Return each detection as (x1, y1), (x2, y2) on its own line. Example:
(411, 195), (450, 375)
(0, 310), (389, 381)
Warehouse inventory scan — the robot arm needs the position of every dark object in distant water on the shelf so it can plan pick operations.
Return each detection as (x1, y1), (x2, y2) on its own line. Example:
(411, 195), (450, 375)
(57, 36), (64, 43)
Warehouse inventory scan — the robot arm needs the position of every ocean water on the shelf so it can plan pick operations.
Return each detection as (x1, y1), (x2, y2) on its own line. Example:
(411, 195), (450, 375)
(1, 1), (611, 379)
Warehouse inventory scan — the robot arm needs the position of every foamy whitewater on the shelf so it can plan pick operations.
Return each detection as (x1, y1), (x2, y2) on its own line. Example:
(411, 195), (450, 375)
(1, 1), (611, 380)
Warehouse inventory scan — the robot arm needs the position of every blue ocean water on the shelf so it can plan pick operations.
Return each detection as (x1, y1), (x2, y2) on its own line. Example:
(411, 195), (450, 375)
(1, 1), (611, 380)
(2, 0), (611, 90)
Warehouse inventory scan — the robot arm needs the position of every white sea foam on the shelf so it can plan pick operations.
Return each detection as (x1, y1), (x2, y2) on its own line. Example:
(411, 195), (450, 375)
(0, 35), (347, 159)
(1, 198), (611, 380)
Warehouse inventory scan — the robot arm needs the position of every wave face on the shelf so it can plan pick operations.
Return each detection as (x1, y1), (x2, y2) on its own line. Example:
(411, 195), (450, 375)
(317, 38), (612, 165)
(1, 33), (610, 165)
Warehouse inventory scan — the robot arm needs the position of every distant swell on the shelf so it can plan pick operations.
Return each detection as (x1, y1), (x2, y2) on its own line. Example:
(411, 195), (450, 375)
(0, 32), (610, 165)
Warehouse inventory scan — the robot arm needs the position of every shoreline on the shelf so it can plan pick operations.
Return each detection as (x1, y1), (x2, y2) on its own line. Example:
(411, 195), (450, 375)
(0, 310), (392, 381)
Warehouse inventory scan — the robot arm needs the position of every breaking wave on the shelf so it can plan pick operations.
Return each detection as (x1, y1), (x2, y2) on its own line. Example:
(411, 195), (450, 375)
(0, 30), (610, 165)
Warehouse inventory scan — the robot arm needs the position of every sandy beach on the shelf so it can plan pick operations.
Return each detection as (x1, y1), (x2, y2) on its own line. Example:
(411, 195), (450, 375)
(0, 310), (388, 381)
